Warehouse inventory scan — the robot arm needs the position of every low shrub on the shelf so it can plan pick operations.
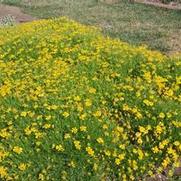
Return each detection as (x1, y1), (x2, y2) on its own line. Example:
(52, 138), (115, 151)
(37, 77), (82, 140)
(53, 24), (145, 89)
(0, 18), (180, 180)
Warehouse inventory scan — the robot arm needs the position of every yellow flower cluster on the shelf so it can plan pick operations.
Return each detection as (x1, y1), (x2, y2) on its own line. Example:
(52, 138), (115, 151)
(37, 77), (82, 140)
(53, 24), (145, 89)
(0, 17), (180, 180)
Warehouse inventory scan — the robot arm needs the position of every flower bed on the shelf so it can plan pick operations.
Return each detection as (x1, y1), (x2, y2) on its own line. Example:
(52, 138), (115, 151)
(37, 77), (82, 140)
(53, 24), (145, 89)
(0, 18), (180, 180)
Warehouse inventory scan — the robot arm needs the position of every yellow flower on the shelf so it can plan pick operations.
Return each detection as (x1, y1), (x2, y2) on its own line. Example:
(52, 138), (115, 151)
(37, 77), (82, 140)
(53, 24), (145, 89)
(18, 163), (27, 171)
(122, 174), (127, 181)
(0, 151), (9, 161)
(71, 127), (78, 134)
(137, 138), (143, 144)
(86, 147), (94, 156)
(168, 170), (174, 177)
(155, 124), (163, 135)
(24, 127), (32, 135)
(139, 126), (146, 133)
(79, 113), (87, 120)
(51, 105), (58, 110)
(45, 115), (51, 120)
(132, 160), (138, 170)
(85, 99), (92, 107)
(77, 104), (83, 112)
(148, 170), (154, 176)
(39, 173), (45, 180)
(115, 153), (125, 165)
(69, 161), (76, 168)
(103, 124), (108, 129)
(21, 111), (27, 117)
(13, 146), (23, 154)
(159, 141), (166, 149)
(64, 133), (71, 139)
(62, 112), (69, 118)
(166, 112), (172, 118)
(74, 140), (81, 150)
(143, 99), (154, 106)
(136, 112), (143, 119)
(35, 132), (43, 139)
(152, 146), (159, 153)
(116, 126), (124, 133)
(119, 153), (125, 159)
(115, 158), (121, 165)
(96, 137), (104, 144)
(158, 112), (165, 119)
(53, 144), (64, 152)
(162, 158), (170, 168)
(93, 163), (98, 171)
(165, 89), (174, 97)
(74, 96), (81, 101)
(104, 150), (111, 156)
(88, 87), (96, 94)
(167, 147), (175, 155)
(137, 149), (144, 160)
(119, 144), (125, 150)
(80, 126), (87, 132)
(0, 166), (8, 178)
(144, 72), (152, 83)
(43, 124), (51, 129)
(93, 110), (102, 117)
(174, 141), (179, 146)
(123, 104), (129, 111)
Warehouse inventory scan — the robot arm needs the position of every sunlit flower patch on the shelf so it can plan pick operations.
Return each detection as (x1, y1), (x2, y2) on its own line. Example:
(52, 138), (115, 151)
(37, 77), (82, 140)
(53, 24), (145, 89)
(0, 17), (180, 180)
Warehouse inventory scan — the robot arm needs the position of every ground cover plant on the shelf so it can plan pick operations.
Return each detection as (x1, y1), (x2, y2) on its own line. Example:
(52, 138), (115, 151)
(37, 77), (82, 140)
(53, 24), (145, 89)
(0, 18), (181, 180)
(1, 0), (181, 54)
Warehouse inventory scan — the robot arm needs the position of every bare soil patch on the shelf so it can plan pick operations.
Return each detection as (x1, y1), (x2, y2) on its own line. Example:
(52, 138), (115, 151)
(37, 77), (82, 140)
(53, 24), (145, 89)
(0, 4), (36, 23)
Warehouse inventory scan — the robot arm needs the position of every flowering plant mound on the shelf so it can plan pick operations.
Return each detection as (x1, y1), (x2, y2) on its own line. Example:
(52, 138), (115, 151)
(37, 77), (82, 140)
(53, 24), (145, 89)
(0, 18), (180, 180)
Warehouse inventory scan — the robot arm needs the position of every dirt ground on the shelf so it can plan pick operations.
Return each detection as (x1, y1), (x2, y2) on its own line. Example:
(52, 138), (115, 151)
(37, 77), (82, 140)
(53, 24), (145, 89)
(0, 4), (36, 23)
